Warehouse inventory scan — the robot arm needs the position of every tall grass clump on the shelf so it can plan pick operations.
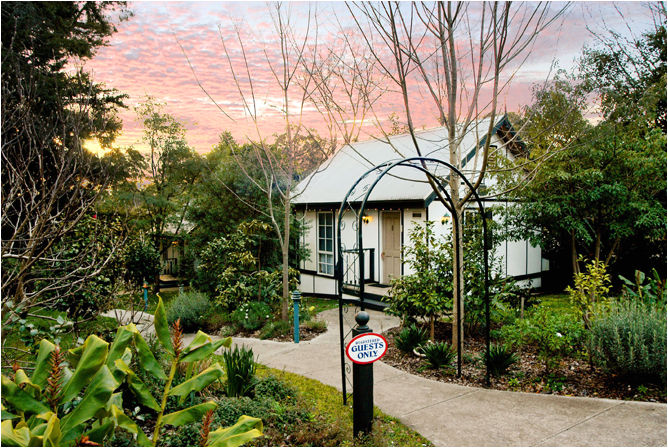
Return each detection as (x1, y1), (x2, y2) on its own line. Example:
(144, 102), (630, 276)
(223, 345), (257, 397)
(588, 300), (666, 384)
(166, 291), (210, 332)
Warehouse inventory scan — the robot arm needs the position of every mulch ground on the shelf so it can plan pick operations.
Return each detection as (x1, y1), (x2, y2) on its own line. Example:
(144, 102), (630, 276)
(382, 321), (666, 403)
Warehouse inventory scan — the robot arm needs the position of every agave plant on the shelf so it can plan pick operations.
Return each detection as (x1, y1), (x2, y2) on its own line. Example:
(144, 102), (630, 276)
(1, 296), (263, 447)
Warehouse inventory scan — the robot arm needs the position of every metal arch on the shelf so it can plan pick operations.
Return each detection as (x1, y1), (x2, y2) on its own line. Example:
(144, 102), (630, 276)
(336, 157), (492, 403)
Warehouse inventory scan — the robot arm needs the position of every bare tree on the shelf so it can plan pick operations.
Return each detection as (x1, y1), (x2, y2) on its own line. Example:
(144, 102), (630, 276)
(348, 1), (567, 350)
(178, 2), (383, 321)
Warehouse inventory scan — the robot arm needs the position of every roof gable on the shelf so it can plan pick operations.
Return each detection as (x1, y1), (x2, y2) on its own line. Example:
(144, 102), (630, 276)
(293, 115), (525, 206)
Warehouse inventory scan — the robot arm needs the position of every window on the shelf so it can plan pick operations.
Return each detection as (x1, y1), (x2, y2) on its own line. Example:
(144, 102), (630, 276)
(318, 212), (334, 275)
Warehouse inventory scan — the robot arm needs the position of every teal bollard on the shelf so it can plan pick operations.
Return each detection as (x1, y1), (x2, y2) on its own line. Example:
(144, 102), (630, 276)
(142, 281), (149, 312)
(292, 290), (301, 343)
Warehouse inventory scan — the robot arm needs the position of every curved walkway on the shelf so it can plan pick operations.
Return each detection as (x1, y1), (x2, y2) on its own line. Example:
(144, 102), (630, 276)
(230, 308), (667, 447)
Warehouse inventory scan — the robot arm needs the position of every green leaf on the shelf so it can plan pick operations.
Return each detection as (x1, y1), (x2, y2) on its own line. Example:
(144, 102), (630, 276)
(161, 401), (217, 427)
(207, 415), (263, 447)
(1, 420), (31, 447)
(180, 338), (232, 364)
(114, 360), (161, 411)
(154, 296), (174, 356)
(1, 406), (18, 420)
(36, 412), (62, 447)
(31, 339), (56, 389)
(1, 375), (50, 416)
(133, 332), (167, 380)
(14, 370), (41, 400)
(60, 366), (118, 439)
(109, 405), (152, 447)
(106, 326), (135, 368)
(60, 335), (109, 405)
(184, 331), (211, 351)
(67, 345), (84, 369)
(167, 363), (224, 397)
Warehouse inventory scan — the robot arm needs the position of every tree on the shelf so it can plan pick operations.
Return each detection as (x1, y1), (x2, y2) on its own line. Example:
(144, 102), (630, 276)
(348, 1), (566, 350)
(180, 3), (349, 322)
(506, 7), (667, 284)
(1, 2), (131, 350)
(118, 97), (203, 291)
(580, 3), (666, 134)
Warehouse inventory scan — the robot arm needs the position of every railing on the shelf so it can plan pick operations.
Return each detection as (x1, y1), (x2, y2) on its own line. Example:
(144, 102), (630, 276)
(161, 258), (178, 276)
(341, 248), (375, 288)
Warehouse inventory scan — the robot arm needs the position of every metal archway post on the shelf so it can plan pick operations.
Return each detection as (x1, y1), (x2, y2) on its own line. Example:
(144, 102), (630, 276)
(336, 157), (492, 403)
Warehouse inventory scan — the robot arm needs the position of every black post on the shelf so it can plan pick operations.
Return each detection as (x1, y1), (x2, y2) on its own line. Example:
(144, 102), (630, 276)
(353, 311), (373, 438)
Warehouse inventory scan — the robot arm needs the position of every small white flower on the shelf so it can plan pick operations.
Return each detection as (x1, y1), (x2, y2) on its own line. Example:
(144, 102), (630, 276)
(556, 332), (563, 337)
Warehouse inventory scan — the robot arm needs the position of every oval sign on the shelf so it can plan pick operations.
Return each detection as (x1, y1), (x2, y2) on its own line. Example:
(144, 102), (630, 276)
(345, 333), (388, 364)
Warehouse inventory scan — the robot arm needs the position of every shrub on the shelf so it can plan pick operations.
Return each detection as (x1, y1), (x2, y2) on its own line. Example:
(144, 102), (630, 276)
(482, 343), (518, 376)
(619, 269), (667, 308)
(588, 300), (667, 384)
(231, 301), (272, 331)
(500, 306), (584, 374)
(254, 374), (297, 401)
(419, 341), (456, 369)
(566, 256), (611, 328)
(303, 319), (328, 333)
(395, 324), (429, 355)
(223, 345), (257, 397)
(166, 291), (211, 332)
(259, 320), (291, 340)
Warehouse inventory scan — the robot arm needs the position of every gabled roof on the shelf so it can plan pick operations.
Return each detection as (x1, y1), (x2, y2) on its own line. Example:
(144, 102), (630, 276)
(293, 115), (524, 207)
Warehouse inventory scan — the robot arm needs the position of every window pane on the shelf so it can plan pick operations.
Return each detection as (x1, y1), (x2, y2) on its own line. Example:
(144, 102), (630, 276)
(326, 239), (333, 252)
(326, 226), (332, 239)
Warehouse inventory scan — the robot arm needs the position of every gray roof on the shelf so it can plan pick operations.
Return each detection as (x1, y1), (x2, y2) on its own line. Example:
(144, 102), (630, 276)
(293, 115), (521, 206)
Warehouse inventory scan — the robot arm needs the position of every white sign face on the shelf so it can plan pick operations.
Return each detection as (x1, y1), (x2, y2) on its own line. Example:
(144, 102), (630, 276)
(345, 333), (388, 364)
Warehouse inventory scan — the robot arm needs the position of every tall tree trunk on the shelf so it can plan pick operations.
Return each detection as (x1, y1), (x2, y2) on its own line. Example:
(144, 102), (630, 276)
(571, 229), (580, 276)
(281, 189), (291, 323)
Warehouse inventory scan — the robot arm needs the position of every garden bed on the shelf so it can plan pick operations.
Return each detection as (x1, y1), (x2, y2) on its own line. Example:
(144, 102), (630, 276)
(221, 321), (328, 343)
(382, 321), (666, 403)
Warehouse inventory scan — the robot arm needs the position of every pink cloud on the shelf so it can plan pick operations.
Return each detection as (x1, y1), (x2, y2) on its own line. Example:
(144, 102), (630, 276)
(83, 1), (657, 154)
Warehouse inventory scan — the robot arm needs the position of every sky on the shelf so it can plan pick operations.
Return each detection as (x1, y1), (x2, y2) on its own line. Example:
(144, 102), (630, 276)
(82, 1), (660, 155)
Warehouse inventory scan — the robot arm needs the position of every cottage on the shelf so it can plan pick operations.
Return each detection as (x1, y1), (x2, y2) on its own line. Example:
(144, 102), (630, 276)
(292, 115), (547, 302)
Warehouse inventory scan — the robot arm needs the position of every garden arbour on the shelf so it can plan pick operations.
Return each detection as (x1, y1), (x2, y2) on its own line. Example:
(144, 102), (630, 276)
(335, 157), (493, 403)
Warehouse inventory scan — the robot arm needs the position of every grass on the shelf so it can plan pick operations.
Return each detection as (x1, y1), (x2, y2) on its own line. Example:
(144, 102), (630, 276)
(536, 293), (577, 314)
(251, 365), (433, 447)
(303, 296), (340, 315)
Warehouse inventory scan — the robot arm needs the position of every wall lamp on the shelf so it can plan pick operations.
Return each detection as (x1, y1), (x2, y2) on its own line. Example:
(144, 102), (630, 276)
(441, 213), (451, 225)
(362, 214), (371, 224)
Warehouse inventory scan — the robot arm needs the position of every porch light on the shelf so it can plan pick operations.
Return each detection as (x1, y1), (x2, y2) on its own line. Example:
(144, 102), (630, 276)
(362, 214), (371, 224)
(441, 214), (451, 225)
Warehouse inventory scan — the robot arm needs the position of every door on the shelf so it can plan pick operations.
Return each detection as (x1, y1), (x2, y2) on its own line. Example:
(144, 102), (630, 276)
(382, 212), (401, 284)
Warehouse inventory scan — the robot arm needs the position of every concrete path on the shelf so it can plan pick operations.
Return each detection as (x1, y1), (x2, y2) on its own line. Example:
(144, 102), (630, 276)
(104, 307), (666, 446)
(230, 308), (667, 447)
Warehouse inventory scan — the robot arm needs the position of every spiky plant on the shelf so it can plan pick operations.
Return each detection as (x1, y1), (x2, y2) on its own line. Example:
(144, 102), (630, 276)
(200, 409), (215, 447)
(44, 346), (66, 412)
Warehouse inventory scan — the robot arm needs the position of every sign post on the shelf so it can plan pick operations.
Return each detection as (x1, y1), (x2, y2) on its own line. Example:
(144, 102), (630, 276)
(346, 311), (388, 438)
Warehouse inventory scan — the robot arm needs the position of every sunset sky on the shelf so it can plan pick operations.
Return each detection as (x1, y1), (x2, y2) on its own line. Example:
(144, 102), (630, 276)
(82, 2), (657, 155)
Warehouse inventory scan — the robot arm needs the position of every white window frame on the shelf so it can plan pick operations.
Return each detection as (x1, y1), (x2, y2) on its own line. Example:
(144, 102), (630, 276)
(317, 212), (334, 276)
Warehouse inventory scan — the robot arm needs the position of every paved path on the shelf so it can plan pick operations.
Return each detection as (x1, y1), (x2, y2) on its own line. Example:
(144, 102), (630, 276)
(106, 307), (666, 446)
(229, 308), (667, 447)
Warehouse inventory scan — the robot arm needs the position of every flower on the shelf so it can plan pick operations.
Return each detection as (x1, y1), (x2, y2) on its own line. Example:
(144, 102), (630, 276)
(556, 332), (563, 337)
